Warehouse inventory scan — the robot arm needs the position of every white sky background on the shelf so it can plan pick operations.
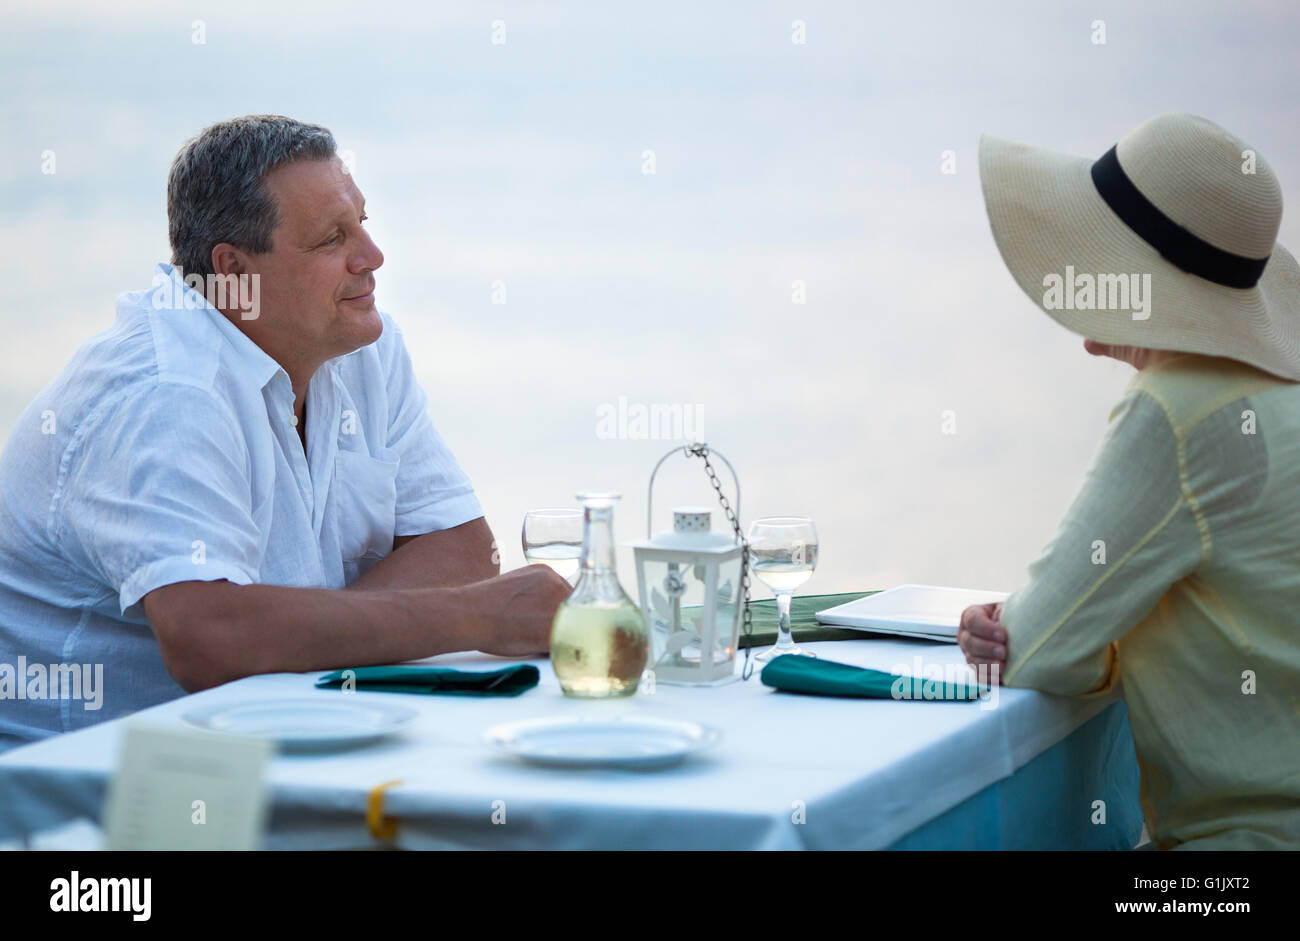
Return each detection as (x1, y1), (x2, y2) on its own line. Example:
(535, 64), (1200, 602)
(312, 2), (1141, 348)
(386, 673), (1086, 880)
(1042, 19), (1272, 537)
(1, 0), (1298, 597)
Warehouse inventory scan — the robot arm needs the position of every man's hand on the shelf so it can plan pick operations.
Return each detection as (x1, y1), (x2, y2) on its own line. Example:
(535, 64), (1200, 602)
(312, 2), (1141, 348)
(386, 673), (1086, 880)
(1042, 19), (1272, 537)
(958, 601), (1006, 682)
(452, 564), (572, 658)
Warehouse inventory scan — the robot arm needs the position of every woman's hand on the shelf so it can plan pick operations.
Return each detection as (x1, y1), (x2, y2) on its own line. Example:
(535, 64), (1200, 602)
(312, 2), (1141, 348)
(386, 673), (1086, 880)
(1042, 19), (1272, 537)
(958, 601), (1006, 682)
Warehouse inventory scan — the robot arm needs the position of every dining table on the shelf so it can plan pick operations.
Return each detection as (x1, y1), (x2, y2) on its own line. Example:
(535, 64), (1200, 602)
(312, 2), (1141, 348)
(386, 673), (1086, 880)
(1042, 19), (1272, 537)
(0, 592), (1144, 850)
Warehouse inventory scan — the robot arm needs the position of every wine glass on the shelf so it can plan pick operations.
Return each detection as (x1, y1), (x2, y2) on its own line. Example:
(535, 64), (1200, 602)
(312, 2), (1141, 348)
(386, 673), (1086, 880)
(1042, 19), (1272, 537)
(522, 508), (583, 585)
(747, 516), (819, 661)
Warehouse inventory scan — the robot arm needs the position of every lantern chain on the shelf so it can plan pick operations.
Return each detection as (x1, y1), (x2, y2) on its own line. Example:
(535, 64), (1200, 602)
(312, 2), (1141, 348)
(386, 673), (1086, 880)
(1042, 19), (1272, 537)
(685, 443), (754, 681)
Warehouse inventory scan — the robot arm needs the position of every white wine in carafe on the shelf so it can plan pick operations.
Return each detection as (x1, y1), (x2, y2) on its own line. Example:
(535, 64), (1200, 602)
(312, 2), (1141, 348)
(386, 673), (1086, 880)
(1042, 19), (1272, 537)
(548, 492), (648, 699)
(550, 599), (647, 698)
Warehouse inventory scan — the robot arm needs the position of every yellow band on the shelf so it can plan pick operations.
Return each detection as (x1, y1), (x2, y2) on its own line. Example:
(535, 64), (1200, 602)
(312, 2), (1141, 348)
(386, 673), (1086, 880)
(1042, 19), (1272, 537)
(366, 779), (404, 842)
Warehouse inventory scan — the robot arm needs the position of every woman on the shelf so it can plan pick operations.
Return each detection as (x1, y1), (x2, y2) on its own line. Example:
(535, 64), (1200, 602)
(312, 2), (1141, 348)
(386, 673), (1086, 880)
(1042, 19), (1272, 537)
(959, 113), (1300, 850)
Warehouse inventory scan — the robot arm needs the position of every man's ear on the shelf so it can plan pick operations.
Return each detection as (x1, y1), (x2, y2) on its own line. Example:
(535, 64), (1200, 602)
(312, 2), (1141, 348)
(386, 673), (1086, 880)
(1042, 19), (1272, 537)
(210, 243), (249, 277)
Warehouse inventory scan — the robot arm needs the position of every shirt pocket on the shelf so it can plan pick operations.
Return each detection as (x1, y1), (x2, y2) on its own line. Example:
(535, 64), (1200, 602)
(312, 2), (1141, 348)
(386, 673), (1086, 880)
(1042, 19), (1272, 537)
(333, 447), (400, 578)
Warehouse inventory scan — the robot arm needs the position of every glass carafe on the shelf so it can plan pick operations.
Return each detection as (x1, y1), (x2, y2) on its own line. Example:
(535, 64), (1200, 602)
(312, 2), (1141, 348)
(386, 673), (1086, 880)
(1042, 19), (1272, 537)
(549, 492), (649, 698)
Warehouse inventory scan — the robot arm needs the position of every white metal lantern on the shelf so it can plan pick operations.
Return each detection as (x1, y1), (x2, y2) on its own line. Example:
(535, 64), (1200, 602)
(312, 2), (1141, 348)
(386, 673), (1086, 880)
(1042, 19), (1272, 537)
(630, 445), (748, 685)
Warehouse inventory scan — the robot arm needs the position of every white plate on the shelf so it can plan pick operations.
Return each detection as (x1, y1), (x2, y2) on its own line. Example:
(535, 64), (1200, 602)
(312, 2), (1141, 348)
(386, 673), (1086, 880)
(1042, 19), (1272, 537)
(814, 583), (1010, 641)
(182, 698), (417, 751)
(484, 715), (721, 769)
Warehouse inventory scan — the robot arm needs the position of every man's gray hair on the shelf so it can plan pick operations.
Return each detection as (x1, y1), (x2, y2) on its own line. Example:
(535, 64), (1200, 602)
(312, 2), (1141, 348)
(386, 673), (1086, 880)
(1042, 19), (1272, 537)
(167, 115), (336, 279)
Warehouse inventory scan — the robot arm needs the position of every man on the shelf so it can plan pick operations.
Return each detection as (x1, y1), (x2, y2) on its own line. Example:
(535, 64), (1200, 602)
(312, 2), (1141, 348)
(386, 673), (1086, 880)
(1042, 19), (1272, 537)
(0, 115), (569, 752)
(958, 113), (1300, 849)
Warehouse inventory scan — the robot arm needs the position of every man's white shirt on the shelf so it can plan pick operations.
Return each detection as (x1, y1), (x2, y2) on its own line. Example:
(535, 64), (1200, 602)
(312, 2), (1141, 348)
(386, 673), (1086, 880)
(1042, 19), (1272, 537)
(0, 262), (483, 750)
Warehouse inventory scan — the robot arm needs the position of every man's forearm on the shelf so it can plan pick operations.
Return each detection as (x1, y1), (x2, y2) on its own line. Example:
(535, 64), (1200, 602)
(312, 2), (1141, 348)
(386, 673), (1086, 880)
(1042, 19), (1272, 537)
(148, 581), (481, 692)
(346, 517), (499, 592)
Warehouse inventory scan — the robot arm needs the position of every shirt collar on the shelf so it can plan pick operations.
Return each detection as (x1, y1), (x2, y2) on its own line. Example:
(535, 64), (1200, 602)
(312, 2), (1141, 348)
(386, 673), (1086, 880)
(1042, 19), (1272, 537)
(148, 261), (286, 392)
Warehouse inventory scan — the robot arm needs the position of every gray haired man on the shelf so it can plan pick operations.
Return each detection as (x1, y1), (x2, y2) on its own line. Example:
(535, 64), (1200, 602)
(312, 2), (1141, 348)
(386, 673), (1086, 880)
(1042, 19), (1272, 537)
(0, 115), (568, 751)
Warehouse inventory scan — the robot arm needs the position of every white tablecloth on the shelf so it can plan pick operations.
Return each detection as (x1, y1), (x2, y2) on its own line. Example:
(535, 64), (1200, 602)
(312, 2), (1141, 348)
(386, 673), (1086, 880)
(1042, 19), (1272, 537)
(0, 637), (1120, 849)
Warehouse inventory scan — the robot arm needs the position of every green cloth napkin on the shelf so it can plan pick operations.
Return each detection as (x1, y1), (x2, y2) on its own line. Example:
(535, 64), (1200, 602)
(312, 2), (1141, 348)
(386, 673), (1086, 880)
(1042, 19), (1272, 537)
(738, 591), (880, 648)
(760, 654), (990, 701)
(314, 664), (538, 697)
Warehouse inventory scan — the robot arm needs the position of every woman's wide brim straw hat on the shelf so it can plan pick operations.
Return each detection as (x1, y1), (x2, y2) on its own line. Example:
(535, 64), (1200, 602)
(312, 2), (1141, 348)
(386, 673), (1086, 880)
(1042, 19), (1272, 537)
(979, 112), (1300, 381)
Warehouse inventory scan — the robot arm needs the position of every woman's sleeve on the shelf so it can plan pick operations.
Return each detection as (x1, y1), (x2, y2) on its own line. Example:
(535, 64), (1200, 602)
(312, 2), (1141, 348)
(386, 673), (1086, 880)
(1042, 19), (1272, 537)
(999, 388), (1206, 697)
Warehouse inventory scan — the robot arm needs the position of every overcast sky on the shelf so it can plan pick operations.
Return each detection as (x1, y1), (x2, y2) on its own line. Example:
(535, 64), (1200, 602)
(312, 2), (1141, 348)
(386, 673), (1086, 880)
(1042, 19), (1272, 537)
(2, 0), (1297, 598)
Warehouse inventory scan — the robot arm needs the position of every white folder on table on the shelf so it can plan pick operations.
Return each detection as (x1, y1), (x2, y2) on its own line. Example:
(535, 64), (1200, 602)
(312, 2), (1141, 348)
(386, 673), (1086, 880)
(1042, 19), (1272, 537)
(814, 583), (1010, 643)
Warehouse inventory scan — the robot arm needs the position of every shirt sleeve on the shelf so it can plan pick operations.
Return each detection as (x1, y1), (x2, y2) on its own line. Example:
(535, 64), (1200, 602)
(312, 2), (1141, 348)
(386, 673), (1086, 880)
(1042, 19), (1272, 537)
(377, 315), (484, 535)
(56, 383), (262, 619)
(999, 386), (1206, 697)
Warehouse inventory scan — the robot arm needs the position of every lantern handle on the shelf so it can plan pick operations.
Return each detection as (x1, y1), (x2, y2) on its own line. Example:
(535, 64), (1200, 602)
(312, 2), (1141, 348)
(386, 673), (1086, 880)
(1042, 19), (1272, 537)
(645, 441), (741, 541)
